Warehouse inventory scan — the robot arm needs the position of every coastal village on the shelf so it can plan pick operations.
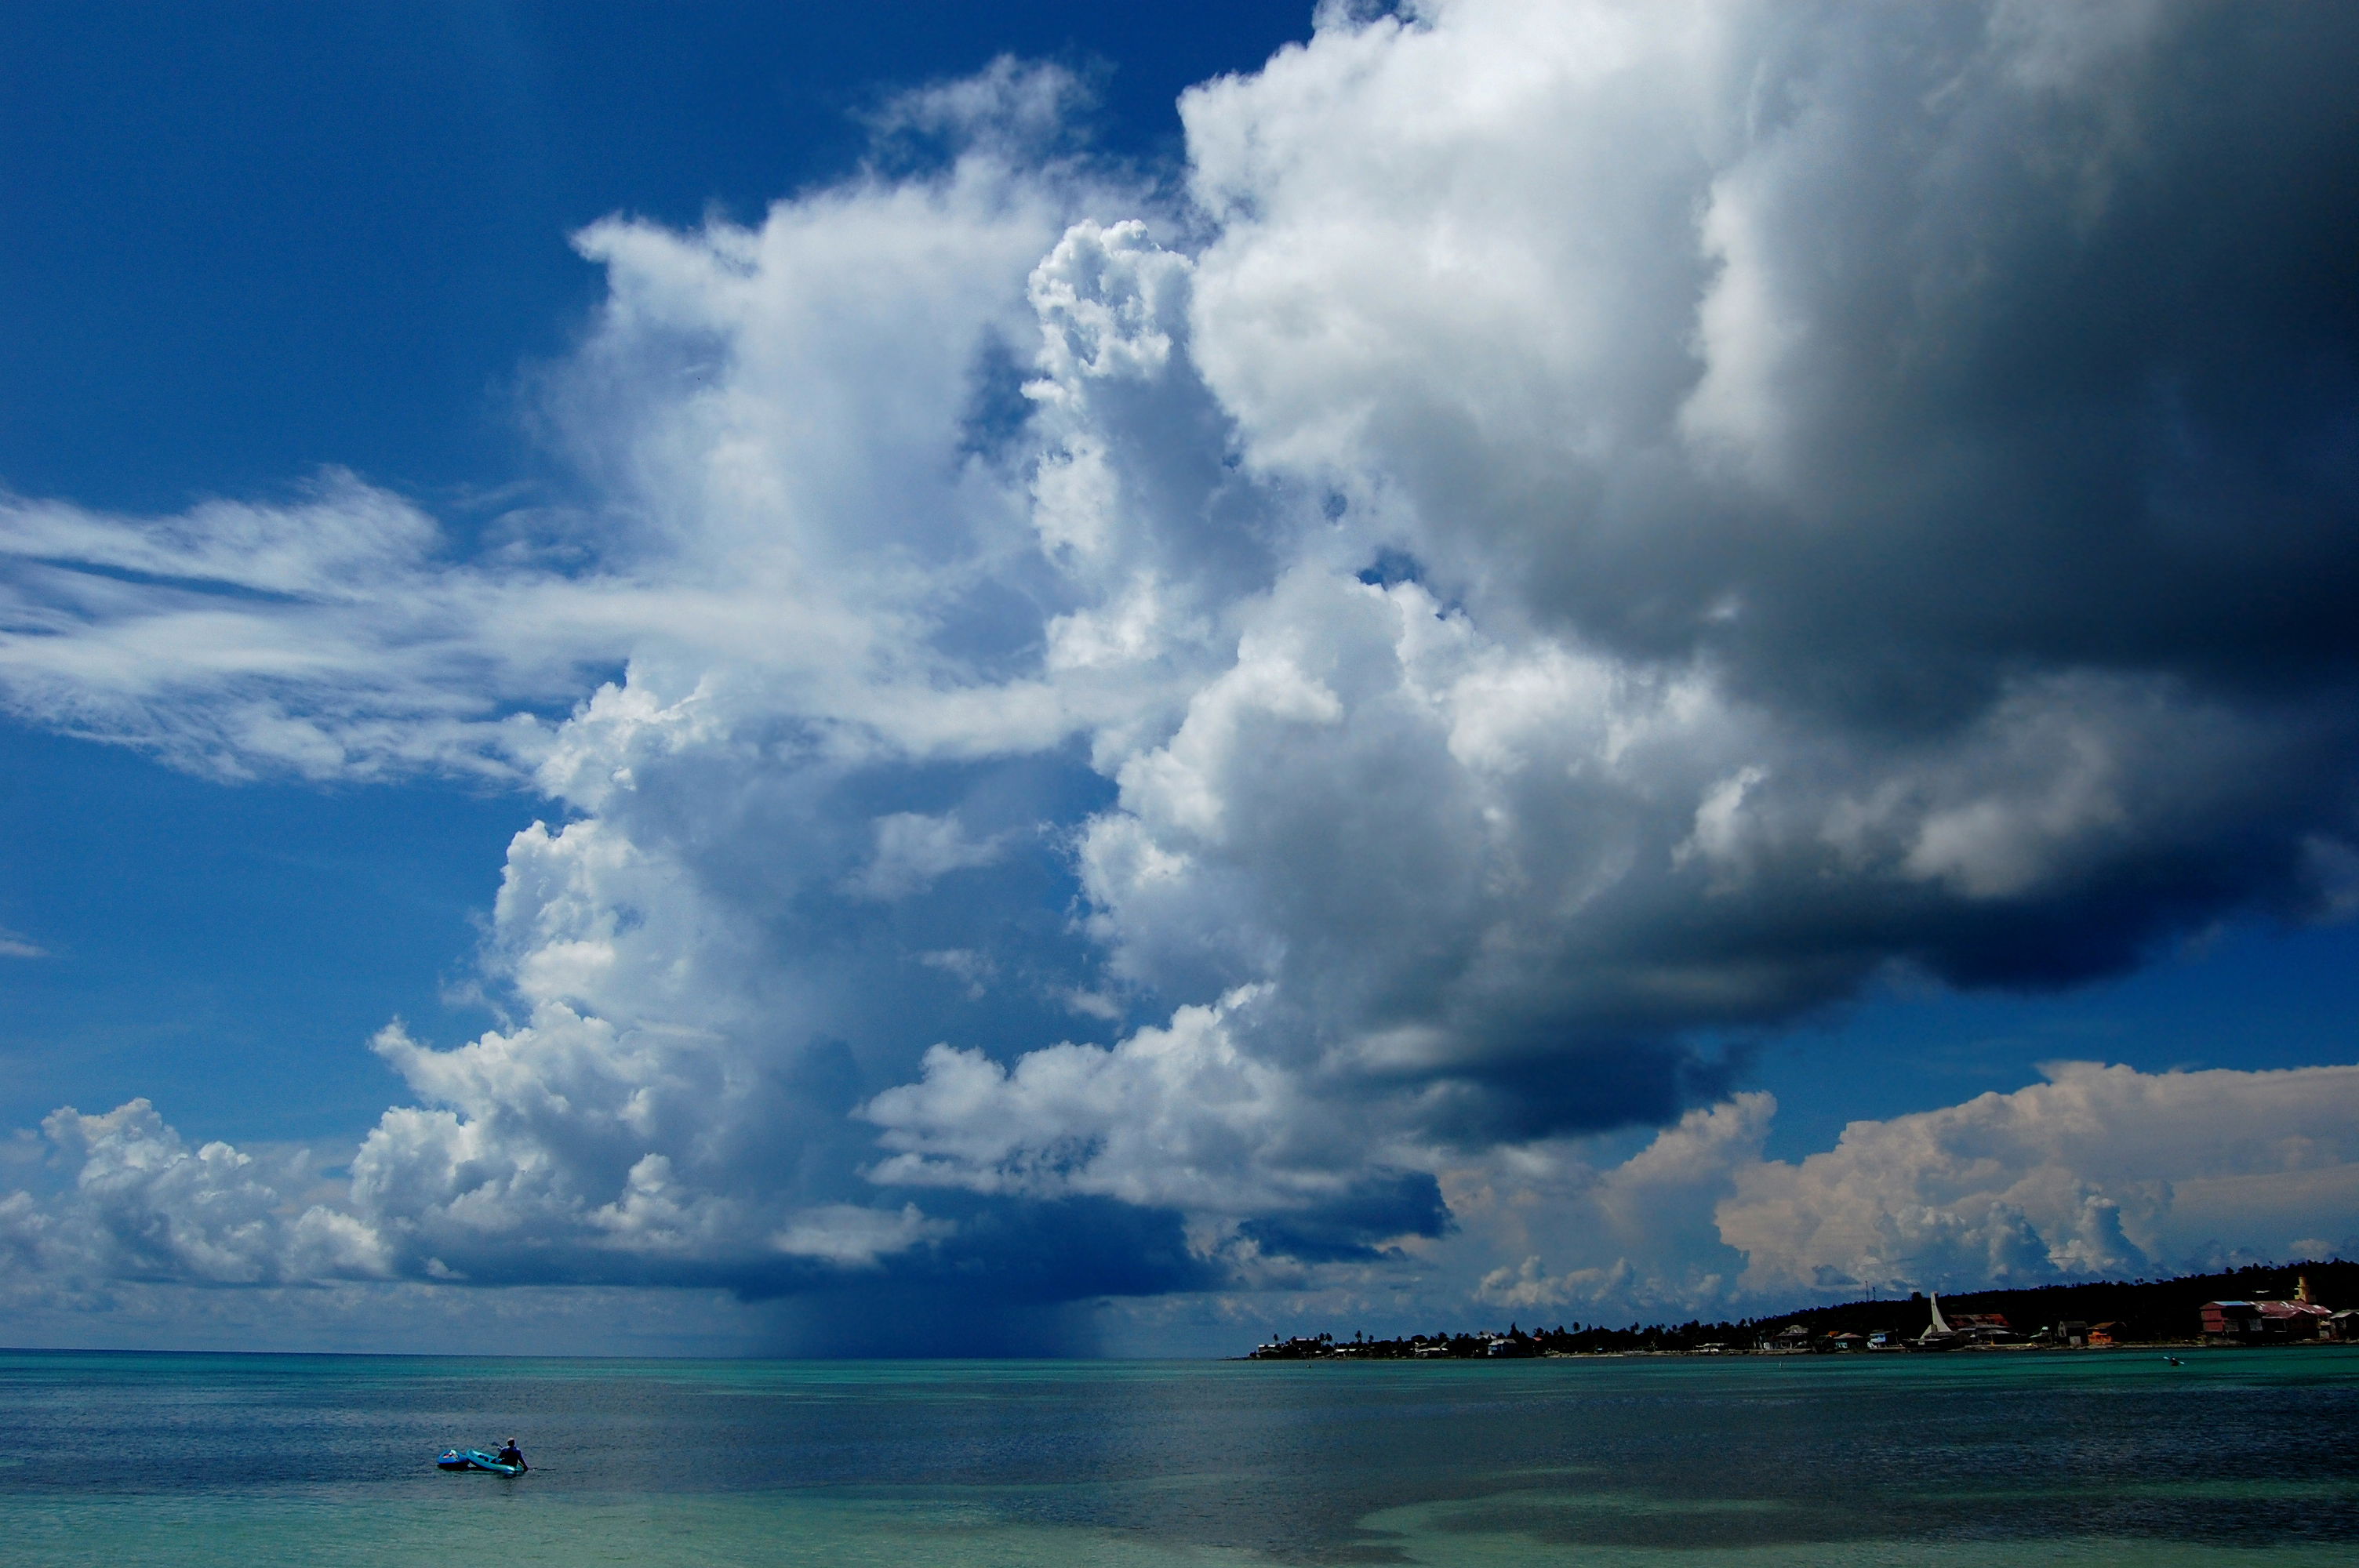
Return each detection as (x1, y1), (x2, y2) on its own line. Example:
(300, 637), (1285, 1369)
(1246, 1261), (2359, 1359)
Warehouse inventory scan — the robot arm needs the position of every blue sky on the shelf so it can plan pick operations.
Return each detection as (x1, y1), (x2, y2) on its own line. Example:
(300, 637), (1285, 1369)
(2, 1), (2355, 1356)
(0, 2), (1314, 510)
(0, 0), (1311, 1144)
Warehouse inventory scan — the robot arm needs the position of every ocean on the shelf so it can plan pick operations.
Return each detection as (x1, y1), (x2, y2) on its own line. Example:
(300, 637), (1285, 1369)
(3, 1345), (2353, 1565)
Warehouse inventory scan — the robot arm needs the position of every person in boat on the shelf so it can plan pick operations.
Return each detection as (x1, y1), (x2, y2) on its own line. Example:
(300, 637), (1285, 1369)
(496, 1439), (528, 1472)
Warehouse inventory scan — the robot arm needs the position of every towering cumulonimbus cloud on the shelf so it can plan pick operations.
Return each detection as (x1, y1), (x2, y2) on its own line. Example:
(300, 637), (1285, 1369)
(1, 2), (2355, 1345)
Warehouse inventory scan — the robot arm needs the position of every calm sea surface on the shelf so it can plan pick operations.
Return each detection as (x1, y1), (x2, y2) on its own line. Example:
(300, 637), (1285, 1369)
(2, 1346), (2354, 1565)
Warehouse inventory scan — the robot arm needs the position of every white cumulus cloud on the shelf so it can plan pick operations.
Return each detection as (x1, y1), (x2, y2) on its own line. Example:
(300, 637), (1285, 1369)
(0, 5), (2354, 1344)
(1719, 1062), (2359, 1294)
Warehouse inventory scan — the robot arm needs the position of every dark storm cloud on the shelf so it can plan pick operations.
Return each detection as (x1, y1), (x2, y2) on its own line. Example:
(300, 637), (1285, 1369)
(1159, 0), (2359, 1102)
(1236, 1171), (1452, 1262)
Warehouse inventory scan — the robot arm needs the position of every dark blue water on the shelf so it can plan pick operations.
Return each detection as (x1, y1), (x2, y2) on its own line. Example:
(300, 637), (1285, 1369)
(3, 1347), (2354, 1565)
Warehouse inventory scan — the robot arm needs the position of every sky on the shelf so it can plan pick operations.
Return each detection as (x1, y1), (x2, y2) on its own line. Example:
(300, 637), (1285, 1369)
(1, 0), (2355, 1357)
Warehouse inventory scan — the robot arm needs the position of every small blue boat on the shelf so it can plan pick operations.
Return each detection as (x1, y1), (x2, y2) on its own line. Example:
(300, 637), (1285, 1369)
(437, 1448), (523, 1475)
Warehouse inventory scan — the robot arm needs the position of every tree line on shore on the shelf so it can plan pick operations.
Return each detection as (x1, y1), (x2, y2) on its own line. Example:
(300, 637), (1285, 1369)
(1246, 1259), (2356, 1359)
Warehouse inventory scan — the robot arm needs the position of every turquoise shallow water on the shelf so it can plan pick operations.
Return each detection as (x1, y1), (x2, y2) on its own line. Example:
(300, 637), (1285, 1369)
(2, 1347), (2354, 1565)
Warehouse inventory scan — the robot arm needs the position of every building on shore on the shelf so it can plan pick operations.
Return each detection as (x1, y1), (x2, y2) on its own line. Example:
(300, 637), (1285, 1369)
(2201, 1275), (2335, 1342)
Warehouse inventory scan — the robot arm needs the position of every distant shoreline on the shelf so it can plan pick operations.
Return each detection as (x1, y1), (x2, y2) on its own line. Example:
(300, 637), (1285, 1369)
(1234, 1337), (2354, 1361)
(1243, 1258), (2356, 1360)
